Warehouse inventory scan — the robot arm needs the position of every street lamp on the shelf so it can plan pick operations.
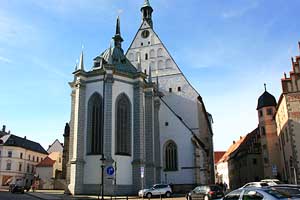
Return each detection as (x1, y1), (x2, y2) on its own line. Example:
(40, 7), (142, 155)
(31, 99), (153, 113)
(99, 66), (106, 200)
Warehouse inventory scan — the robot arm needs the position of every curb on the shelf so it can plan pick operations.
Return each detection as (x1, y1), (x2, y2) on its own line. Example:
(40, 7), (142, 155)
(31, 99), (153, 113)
(25, 192), (46, 200)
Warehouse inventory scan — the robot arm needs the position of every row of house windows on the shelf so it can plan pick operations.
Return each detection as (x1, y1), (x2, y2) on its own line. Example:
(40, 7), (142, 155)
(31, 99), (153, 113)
(2, 151), (41, 163)
(6, 161), (36, 173)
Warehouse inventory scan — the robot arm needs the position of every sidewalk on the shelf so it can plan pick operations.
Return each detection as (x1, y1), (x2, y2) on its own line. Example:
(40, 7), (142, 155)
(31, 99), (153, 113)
(25, 190), (186, 200)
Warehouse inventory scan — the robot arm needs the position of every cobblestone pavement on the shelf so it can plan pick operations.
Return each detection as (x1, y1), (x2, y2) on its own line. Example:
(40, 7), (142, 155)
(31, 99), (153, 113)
(0, 191), (39, 200)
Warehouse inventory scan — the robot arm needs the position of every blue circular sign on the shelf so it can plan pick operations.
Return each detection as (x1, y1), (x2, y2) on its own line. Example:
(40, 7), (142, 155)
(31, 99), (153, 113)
(106, 166), (115, 176)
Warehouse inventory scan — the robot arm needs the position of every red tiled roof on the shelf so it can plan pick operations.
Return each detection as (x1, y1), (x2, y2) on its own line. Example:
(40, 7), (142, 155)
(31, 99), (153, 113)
(214, 151), (226, 164)
(36, 156), (55, 167)
(218, 136), (246, 163)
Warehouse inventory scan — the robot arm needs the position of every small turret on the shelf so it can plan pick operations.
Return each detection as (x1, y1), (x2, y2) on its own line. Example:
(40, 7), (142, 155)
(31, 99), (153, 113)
(141, 0), (153, 28)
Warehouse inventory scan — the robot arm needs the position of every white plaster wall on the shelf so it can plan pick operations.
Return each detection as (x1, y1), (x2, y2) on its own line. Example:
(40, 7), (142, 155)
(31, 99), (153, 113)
(36, 167), (53, 189)
(83, 80), (104, 184)
(112, 77), (134, 185)
(83, 77), (134, 185)
(216, 162), (230, 188)
(159, 102), (195, 184)
(127, 25), (201, 131)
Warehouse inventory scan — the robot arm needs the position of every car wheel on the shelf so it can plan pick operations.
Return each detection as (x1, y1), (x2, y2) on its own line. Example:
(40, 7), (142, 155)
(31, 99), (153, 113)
(146, 193), (152, 198)
(165, 192), (171, 198)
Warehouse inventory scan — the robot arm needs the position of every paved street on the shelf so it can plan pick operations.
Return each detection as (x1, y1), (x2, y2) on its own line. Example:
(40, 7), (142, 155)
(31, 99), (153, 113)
(0, 191), (39, 200)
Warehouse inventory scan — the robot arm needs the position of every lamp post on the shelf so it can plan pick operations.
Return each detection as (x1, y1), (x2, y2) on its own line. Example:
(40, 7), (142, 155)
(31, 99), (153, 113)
(99, 68), (106, 200)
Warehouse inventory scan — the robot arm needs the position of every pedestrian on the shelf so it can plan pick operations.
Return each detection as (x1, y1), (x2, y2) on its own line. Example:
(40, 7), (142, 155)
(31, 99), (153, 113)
(223, 182), (228, 192)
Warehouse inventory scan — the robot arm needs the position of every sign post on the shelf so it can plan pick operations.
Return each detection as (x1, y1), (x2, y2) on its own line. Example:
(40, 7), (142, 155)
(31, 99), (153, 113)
(141, 166), (144, 199)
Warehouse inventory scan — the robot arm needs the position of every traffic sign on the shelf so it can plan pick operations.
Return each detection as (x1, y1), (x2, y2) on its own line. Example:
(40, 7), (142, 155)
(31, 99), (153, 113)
(107, 166), (115, 176)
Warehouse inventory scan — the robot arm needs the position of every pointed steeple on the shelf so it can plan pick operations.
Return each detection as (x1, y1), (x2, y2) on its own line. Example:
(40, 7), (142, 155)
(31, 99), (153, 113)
(112, 16), (124, 48)
(148, 65), (152, 83)
(141, 0), (153, 28)
(77, 51), (84, 71)
(108, 41), (113, 65)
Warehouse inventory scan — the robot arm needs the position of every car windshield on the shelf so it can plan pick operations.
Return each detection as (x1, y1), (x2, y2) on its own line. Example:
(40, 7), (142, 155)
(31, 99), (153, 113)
(264, 189), (291, 199)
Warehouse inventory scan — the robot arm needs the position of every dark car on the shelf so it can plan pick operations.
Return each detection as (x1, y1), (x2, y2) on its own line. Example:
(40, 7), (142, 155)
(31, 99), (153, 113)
(186, 185), (224, 200)
(9, 184), (24, 194)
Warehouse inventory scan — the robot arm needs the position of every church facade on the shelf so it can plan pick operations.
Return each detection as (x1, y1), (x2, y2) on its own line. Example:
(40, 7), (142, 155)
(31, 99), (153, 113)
(65, 0), (214, 195)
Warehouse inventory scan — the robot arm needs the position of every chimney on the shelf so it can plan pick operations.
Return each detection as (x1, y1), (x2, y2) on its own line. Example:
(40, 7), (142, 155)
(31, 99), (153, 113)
(24, 136), (26, 139)
(2, 125), (6, 132)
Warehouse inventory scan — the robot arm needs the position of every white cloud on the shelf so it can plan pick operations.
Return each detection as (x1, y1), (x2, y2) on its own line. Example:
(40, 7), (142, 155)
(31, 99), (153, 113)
(0, 11), (39, 46)
(222, 1), (259, 19)
(0, 56), (12, 63)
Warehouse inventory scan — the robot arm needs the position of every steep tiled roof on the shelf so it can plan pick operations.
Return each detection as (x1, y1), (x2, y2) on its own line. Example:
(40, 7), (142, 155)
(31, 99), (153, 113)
(36, 156), (55, 167)
(218, 136), (246, 163)
(2, 134), (48, 154)
(214, 151), (226, 164)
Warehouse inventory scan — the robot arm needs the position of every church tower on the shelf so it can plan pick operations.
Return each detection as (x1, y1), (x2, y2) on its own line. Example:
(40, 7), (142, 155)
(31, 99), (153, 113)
(127, 0), (215, 185)
(257, 84), (282, 179)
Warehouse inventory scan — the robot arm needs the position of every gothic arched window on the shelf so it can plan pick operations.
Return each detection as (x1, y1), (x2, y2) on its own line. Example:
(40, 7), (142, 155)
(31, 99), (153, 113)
(150, 49), (155, 58)
(165, 141), (178, 171)
(157, 48), (163, 57)
(115, 94), (131, 155)
(87, 93), (103, 154)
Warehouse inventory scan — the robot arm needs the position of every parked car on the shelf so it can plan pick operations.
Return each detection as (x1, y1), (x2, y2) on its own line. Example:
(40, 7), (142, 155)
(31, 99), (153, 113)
(186, 185), (224, 200)
(223, 187), (291, 200)
(9, 184), (24, 194)
(270, 185), (300, 198)
(240, 182), (269, 188)
(138, 184), (172, 198)
(261, 179), (283, 186)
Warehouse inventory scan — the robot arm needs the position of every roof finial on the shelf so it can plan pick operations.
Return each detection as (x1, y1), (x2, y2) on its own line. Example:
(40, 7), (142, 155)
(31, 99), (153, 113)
(298, 41), (300, 53)
(113, 16), (124, 48)
(264, 83), (267, 92)
(116, 16), (120, 35)
(148, 65), (152, 83)
(284, 72), (287, 79)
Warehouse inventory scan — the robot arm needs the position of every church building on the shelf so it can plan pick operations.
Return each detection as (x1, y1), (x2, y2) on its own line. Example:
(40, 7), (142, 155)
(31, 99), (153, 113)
(65, 0), (214, 195)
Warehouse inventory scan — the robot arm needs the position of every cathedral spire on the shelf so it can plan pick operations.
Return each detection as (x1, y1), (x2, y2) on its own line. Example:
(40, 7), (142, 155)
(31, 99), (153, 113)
(113, 16), (124, 48)
(141, 0), (153, 28)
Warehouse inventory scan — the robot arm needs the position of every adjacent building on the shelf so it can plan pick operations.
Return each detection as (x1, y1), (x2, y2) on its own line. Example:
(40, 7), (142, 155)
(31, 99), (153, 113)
(65, 0), (214, 195)
(216, 136), (245, 189)
(0, 131), (48, 188)
(276, 45), (300, 184)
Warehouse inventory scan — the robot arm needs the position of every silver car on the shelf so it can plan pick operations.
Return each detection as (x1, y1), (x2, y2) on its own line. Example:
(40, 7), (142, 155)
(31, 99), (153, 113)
(223, 187), (292, 200)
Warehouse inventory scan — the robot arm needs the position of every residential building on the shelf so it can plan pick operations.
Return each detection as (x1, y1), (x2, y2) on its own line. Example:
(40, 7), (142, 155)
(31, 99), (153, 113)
(216, 137), (245, 189)
(0, 133), (48, 188)
(36, 151), (63, 189)
(228, 129), (264, 189)
(214, 151), (225, 183)
(276, 43), (300, 184)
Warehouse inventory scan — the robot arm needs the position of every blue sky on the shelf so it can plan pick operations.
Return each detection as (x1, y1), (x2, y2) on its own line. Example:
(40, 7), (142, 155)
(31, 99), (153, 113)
(0, 0), (299, 151)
